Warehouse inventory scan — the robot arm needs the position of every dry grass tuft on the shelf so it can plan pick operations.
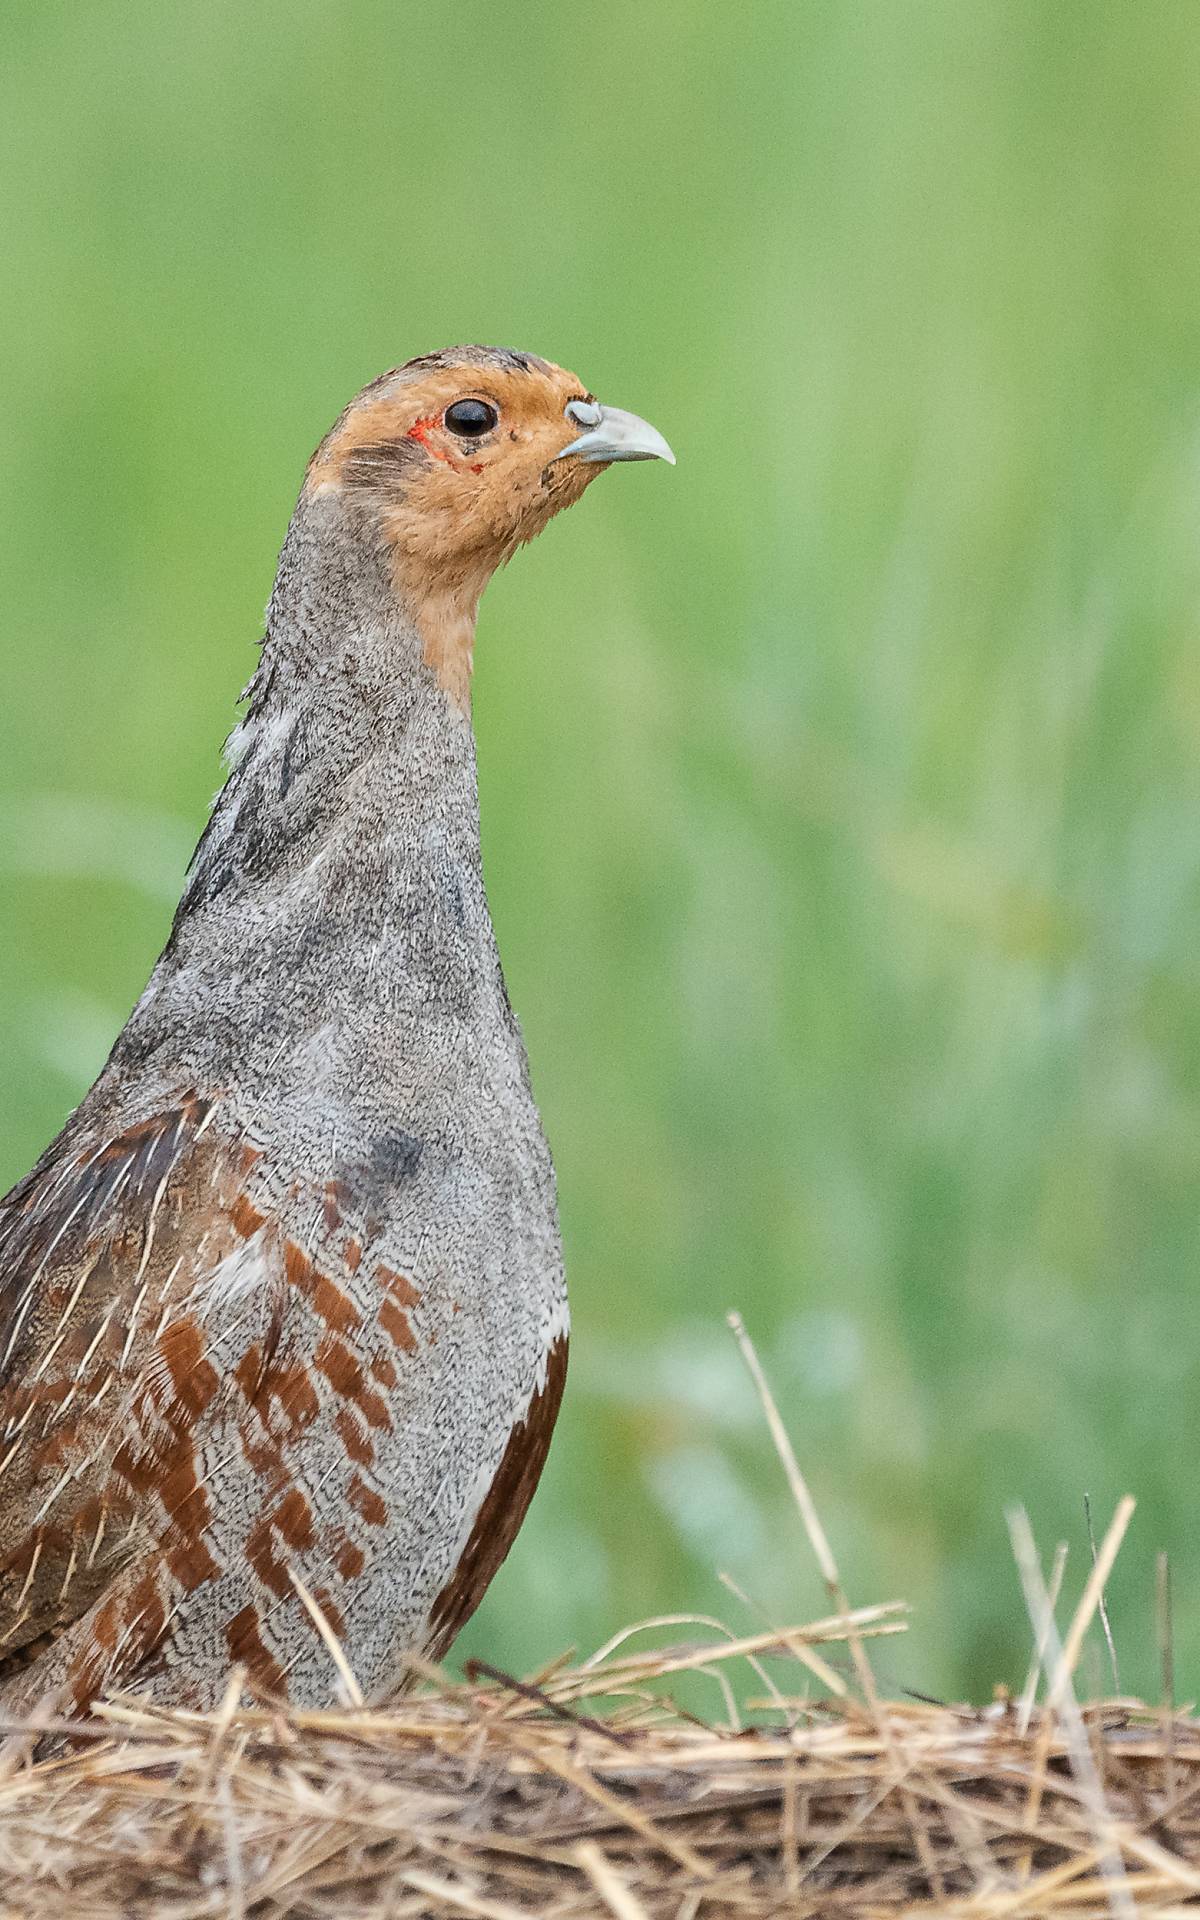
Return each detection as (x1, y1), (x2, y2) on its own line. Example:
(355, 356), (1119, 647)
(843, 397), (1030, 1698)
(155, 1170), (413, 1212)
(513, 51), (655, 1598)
(0, 1325), (1185, 1916)
(0, 1607), (1196, 1918)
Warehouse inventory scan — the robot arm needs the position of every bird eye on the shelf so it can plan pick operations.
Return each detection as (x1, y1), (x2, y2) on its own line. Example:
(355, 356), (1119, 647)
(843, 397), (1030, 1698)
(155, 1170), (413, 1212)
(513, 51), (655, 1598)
(444, 399), (499, 436)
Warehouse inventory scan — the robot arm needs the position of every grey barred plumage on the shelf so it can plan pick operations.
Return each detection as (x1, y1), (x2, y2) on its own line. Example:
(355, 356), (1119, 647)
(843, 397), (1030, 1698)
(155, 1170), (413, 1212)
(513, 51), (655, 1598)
(0, 348), (672, 1717)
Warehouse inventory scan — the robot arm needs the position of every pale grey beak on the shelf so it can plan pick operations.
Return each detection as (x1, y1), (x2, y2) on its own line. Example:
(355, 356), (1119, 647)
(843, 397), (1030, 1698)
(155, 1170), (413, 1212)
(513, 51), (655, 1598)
(555, 401), (676, 467)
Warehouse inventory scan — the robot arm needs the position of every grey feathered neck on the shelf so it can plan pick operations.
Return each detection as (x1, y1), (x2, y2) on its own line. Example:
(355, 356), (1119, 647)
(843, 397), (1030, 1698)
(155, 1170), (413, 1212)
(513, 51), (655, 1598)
(105, 483), (501, 1130)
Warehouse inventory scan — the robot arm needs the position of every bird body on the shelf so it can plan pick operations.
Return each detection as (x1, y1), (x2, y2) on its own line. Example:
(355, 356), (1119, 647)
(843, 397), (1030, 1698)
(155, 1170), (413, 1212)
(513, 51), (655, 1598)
(0, 347), (672, 1714)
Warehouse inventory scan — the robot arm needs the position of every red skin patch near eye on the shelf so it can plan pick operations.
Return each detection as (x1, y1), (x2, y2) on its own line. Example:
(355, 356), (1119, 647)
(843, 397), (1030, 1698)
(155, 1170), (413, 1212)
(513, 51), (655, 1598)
(407, 414), (484, 475)
(406, 414), (453, 466)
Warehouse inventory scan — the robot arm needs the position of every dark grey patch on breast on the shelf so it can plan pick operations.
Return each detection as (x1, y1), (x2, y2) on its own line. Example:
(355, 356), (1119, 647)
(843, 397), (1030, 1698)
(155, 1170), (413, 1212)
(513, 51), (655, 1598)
(366, 1128), (424, 1190)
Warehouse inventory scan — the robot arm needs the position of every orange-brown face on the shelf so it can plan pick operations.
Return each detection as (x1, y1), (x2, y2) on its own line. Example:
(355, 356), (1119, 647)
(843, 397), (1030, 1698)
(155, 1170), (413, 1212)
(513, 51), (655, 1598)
(305, 346), (673, 709)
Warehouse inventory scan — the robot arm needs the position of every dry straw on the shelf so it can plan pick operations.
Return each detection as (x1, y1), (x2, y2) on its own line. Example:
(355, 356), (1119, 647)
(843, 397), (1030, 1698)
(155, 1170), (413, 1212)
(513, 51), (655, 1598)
(0, 1322), (1193, 1918)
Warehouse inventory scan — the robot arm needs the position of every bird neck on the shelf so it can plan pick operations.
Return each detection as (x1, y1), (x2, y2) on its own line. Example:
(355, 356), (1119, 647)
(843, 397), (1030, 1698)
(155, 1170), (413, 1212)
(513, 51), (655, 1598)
(106, 486), (514, 1106)
(185, 486), (485, 912)
(257, 483), (479, 732)
(139, 479), (504, 1054)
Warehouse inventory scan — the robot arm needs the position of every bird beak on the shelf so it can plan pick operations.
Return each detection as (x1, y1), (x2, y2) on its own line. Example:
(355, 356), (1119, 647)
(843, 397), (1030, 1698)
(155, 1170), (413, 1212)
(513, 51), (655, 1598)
(554, 404), (676, 466)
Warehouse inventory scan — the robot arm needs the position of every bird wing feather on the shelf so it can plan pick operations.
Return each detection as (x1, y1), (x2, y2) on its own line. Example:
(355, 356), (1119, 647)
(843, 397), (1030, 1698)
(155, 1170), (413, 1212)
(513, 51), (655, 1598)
(0, 1094), (285, 1666)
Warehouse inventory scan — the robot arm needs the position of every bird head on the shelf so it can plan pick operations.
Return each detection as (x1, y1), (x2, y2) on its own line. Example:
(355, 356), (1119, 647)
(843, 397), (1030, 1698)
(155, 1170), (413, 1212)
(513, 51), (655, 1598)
(304, 346), (674, 709)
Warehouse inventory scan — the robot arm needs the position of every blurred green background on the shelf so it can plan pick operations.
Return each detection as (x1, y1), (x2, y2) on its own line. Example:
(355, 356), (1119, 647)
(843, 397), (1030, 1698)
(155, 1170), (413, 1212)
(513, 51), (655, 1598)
(2, 0), (1200, 1705)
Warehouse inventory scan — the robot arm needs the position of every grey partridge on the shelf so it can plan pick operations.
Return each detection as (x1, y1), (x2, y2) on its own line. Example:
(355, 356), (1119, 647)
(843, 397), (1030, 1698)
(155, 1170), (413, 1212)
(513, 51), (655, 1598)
(0, 346), (673, 1715)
